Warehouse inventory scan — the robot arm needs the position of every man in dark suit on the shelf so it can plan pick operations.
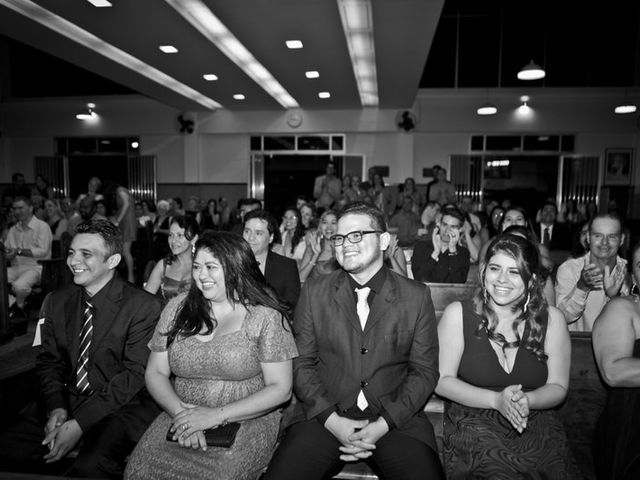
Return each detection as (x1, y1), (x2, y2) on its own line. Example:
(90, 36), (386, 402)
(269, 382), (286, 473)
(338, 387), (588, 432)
(243, 209), (300, 310)
(0, 220), (162, 478)
(264, 202), (444, 480)
(535, 201), (571, 251)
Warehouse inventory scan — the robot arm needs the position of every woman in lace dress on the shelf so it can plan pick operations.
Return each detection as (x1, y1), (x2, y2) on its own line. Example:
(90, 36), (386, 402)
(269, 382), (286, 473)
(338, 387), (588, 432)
(125, 231), (298, 480)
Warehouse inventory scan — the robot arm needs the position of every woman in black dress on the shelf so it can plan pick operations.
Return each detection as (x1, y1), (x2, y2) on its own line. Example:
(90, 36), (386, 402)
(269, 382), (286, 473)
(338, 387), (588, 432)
(593, 241), (640, 480)
(436, 233), (577, 479)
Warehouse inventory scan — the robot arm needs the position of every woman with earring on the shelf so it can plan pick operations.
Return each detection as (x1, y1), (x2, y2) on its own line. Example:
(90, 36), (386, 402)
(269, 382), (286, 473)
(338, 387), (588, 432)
(279, 207), (307, 266)
(436, 233), (577, 478)
(298, 209), (339, 282)
(593, 241), (640, 480)
(145, 216), (200, 305)
(125, 231), (297, 480)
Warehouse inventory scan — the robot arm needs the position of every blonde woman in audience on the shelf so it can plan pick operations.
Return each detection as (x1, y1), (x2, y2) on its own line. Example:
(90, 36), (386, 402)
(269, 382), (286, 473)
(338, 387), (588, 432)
(145, 216), (199, 306)
(44, 199), (68, 240)
(593, 241), (640, 480)
(436, 234), (578, 478)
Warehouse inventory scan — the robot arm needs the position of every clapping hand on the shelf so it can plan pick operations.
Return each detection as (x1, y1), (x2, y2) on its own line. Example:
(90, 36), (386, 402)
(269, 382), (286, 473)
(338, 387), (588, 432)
(577, 260), (603, 291)
(603, 264), (625, 298)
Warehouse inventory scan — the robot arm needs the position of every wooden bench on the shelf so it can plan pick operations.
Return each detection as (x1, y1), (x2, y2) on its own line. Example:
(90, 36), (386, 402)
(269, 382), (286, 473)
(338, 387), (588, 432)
(426, 281), (478, 320)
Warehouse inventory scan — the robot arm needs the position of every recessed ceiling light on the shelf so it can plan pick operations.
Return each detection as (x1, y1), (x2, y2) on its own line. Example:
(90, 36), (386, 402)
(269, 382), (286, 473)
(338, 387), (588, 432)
(614, 103), (637, 114)
(86, 0), (112, 6)
(203, 74), (218, 81)
(318, 92), (331, 99)
(159, 45), (178, 53)
(305, 71), (320, 79)
(286, 40), (303, 49)
(233, 94), (245, 100)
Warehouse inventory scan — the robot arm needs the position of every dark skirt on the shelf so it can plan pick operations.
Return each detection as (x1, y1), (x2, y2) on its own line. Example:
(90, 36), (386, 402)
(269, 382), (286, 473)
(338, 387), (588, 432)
(594, 387), (640, 480)
(443, 401), (579, 479)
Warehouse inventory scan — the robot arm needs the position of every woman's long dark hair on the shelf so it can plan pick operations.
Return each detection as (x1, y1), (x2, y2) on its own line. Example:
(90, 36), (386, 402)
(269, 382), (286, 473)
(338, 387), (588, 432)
(165, 231), (291, 346)
(475, 233), (548, 362)
(283, 206), (305, 255)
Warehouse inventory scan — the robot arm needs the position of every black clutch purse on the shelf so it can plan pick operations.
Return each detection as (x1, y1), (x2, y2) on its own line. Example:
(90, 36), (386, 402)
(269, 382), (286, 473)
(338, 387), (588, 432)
(166, 422), (241, 448)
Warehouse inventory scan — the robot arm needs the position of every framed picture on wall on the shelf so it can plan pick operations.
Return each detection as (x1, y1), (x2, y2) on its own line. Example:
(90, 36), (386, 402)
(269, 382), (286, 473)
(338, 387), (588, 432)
(604, 148), (633, 186)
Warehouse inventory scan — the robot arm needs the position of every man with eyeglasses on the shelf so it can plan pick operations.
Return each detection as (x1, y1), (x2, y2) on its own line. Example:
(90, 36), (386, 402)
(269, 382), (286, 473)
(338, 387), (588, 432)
(265, 202), (444, 480)
(556, 212), (631, 331)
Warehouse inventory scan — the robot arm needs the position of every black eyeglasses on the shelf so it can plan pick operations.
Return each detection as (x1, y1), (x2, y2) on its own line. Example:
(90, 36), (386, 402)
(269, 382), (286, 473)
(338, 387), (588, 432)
(330, 230), (382, 247)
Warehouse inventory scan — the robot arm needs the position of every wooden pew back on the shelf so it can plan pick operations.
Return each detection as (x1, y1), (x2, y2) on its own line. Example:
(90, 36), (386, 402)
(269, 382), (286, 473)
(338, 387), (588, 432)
(426, 281), (478, 319)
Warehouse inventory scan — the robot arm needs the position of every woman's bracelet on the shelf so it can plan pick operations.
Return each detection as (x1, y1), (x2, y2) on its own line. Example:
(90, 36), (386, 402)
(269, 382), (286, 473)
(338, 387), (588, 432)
(219, 407), (229, 426)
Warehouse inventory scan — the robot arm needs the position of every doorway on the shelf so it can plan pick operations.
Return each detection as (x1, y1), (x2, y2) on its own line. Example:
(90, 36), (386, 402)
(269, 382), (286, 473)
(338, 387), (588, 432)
(482, 155), (559, 215)
(263, 154), (342, 218)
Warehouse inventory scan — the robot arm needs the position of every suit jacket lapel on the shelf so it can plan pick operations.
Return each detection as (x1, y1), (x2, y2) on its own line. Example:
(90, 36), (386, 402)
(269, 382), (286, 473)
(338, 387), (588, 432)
(91, 276), (123, 348)
(65, 288), (84, 369)
(332, 272), (362, 334)
(363, 272), (396, 334)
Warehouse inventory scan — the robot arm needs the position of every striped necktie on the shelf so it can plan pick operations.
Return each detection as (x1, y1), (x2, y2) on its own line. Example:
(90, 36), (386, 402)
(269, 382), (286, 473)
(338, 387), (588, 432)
(76, 301), (94, 394)
(355, 287), (371, 410)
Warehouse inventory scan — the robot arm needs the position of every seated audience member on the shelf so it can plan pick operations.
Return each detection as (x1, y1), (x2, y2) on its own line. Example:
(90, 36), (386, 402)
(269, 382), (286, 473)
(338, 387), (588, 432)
(152, 199), (172, 260)
(44, 199), (69, 240)
(125, 231), (297, 480)
(2, 172), (32, 210)
(280, 206), (307, 265)
(384, 229), (409, 278)
(479, 205), (505, 246)
(436, 233), (577, 478)
(411, 206), (470, 283)
(368, 172), (396, 219)
(398, 177), (425, 213)
(389, 196), (422, 248)
(556, 213), (630, 331)
(184, 195), (202, 225)
(458, 195), (482, 234)
(145, 216), (199, 306)
(570, 220), (590, 258)
(420, 201), (441, 240)
(264, 202), (444, 480)
(0, 220), (162, 477)
(593, 241), (640, 480)
(75, 176), (104, 210)
(4, 196), (52, 314)
(298, 209), (339, 283)
(341, 173), (360, 203)
(141, 199), (157, 225)
(243, 209), (300, 310)
(230, 198), (261, 235)
(535, 201), (571, 252)
(200, 198), (221, 231)
(299, 202), (318, 231)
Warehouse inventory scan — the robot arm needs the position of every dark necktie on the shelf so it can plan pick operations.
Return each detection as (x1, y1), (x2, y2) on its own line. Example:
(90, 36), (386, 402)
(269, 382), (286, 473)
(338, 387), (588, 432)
(543, 227), (551, 246)
(76, 301), (94, 394)
(355, 287), (371, 410)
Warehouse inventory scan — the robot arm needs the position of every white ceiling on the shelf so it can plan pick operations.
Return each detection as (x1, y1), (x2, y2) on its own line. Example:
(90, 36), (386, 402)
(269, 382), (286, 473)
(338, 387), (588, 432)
(0, 0), (444, 111)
